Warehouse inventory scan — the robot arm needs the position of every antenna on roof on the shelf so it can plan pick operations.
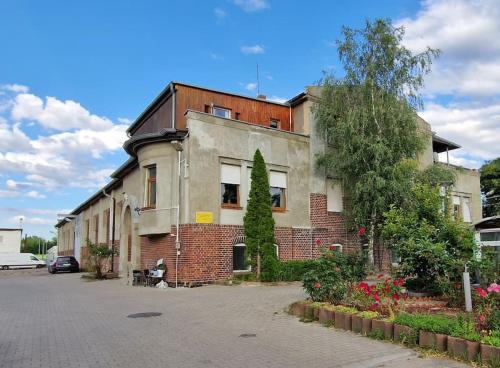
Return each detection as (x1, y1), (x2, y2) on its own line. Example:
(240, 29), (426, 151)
(256, 62), (260, 96)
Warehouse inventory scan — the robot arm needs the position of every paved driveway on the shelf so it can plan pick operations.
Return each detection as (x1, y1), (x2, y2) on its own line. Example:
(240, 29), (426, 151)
(0, 269), (467, 368)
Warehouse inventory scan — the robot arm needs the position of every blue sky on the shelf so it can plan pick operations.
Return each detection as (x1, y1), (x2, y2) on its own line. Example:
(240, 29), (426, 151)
(1, 0), (499, 239)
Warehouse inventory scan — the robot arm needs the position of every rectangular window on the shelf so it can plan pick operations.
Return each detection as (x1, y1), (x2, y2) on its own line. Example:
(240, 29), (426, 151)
(327, 179), (344, 212)
(270, 171), (287, 211)
(93, 214), (99, 244)
(270, 119), (280, 129)
(221, 164), (241, 208)
(85, 219), (90, 243)
(146, 165), (157, 208)
(462, 197), (472, 223)
(452, 195), (461, 221)
(213, 106), (231, 119)
(104, 209), (110, 244)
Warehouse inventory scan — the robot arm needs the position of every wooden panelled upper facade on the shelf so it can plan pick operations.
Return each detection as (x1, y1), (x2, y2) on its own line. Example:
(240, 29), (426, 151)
(129, 82), (293, 136)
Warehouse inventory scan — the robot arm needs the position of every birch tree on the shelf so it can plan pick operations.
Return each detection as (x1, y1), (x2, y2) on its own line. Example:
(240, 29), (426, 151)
(315, 19), (439, 268)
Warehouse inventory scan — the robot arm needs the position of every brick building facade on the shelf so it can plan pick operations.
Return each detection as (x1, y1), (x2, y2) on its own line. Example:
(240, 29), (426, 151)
(55, 82), (481, 285)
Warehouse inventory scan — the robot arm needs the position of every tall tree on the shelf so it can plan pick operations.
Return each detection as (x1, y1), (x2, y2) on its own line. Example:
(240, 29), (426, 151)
(480, 158), (500, 217)
(244, 149), (277, 279)
(315, 19), (439, 268)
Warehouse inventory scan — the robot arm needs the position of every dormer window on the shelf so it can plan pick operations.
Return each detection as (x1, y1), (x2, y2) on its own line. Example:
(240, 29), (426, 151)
(213, 106), (231, 119)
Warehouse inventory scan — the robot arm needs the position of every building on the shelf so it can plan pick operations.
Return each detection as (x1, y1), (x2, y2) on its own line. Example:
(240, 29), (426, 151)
(55, 82), (482, 285)
(0, 228), (23, 253)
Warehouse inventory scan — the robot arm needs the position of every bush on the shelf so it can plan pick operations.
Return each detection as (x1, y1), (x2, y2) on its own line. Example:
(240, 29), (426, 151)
(450, 314), (481, 342)
(274, 260), (315, 282)
(303, 249), (365, 304)
(382, 184), (477, 294)
(394, 313), (457, 335)
(482, 330), (500, 347)
(86, 241), (117, 279)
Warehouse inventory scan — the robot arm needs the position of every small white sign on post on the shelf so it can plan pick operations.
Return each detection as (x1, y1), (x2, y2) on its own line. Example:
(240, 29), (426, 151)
(463, 264), (473, 312)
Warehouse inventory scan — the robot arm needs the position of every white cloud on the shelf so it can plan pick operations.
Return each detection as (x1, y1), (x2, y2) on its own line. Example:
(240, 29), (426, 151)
(6, 179), (35, 190)
(0, 189), (20, 198)
(13, 214), (54, 226)
(1, 84), (29, 93)
(233, 0), (269, 12)
(245, 82), (257, 91)
(0, 85), (129, 191)
(11, 93), (114, 131)
(395, 0), (500, 167)
(210, 53), (224, 61)
(268, 96), (288, 104)
(396, 0), (500, 97)
(26, 190), (46, 199)
(241, 45), (265, 55)
(214, 7), (226, 19)
(419, 101), (500, 162)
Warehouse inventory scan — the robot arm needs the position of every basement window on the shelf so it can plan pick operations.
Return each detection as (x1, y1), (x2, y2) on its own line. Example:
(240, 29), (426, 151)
(270, 119), (280, 129)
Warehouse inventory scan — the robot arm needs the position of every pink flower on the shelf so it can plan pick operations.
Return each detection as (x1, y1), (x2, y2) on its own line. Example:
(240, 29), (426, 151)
(357, 227), (366, 236)
(487, 283), (500, 293)
(314, 282), (321, 290)
(476, 288), (488, 298)
(373, 293), (380, 302)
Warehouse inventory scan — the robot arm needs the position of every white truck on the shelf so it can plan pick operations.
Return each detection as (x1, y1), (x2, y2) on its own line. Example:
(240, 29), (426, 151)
(0, 253), (46, 270)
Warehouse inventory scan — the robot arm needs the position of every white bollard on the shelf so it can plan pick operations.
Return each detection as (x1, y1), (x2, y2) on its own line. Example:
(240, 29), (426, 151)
(463, 264), (473, 312)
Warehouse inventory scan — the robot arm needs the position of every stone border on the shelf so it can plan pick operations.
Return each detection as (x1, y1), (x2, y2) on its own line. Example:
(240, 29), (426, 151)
(289, 301), (500, 367)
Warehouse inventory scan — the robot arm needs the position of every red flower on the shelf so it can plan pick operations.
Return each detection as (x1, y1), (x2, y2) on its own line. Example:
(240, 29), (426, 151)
(370, 285), (376, 291)
(368, 304), (378, 311)
(392, 293), (400, 301)
(377, 273), (384, 279)
(478, 315), (486, 323)
(357, 227), (366, 236)
(328, 244), (335, 250)
(476, 288), (488, 298)
(373, 293), (380, 302)
(385, 277), (392, 282)
(396, 278), (405, 286)
(315, 238), (321, 246)
(358, 282), (369, 291)
(314, 282), (321, 290)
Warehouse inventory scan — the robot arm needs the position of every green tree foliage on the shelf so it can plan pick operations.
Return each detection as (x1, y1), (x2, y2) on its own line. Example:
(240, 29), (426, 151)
(381, 183), (476, 294)
(314, 19), (439, 268)
(21, 236), (56, 254)
(480, 158), (500, 217)
(86, 241), (117, 279)
(244, 149), (277, 280)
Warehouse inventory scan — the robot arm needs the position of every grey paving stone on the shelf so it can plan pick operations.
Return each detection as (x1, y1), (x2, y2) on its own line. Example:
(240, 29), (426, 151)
(0, 269), (469, 368)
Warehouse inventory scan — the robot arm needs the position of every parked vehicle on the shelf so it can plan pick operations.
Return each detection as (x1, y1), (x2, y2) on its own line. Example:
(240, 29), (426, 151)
(0, 253), (46, 270)
(49, 256), (79, 274)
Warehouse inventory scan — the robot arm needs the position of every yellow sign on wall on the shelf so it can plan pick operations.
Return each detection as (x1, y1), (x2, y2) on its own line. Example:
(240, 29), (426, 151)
(195, 211), (213, 224)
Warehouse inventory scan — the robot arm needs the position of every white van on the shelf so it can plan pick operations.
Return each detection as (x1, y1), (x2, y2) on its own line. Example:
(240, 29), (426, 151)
(0, 253), (46, 270)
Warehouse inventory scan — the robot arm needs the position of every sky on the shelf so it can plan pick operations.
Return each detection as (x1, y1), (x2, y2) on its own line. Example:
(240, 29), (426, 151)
(0, 0), (499, 239)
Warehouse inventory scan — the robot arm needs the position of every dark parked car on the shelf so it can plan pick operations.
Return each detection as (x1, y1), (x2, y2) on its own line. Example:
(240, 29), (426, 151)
(49, 256), (79, 274)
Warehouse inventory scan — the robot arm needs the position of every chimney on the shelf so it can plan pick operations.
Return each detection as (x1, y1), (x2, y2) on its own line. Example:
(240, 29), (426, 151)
(257, 94), (267, 100)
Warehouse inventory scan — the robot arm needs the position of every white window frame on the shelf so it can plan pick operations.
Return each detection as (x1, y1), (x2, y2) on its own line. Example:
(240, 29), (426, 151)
(213, 106), (231, 119)
(233, 243), (251, 272)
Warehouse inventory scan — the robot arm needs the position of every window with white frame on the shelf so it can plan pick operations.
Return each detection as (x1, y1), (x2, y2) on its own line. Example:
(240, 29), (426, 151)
(327, 179), (343, 212)
(452, 196), (461, 221)
(221, 164), (241, 208)
(233, 243), (249, 271)
(213, 106), (231, 119)
(462, 197), (472, 223)
(270, 171), (287, 210)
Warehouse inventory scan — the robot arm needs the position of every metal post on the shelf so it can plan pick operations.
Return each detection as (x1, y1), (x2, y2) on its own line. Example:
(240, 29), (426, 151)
(463, 264), (473, 312)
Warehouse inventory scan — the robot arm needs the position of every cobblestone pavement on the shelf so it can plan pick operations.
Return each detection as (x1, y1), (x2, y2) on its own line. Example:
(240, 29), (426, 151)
(0, 269), (468, 368)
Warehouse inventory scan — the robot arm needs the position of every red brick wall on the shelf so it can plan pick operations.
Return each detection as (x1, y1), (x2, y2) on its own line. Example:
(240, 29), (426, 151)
(136, 193), (391, 284)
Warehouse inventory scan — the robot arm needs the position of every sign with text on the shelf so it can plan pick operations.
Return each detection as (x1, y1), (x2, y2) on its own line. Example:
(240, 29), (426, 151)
(195, 211), (213, 224)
